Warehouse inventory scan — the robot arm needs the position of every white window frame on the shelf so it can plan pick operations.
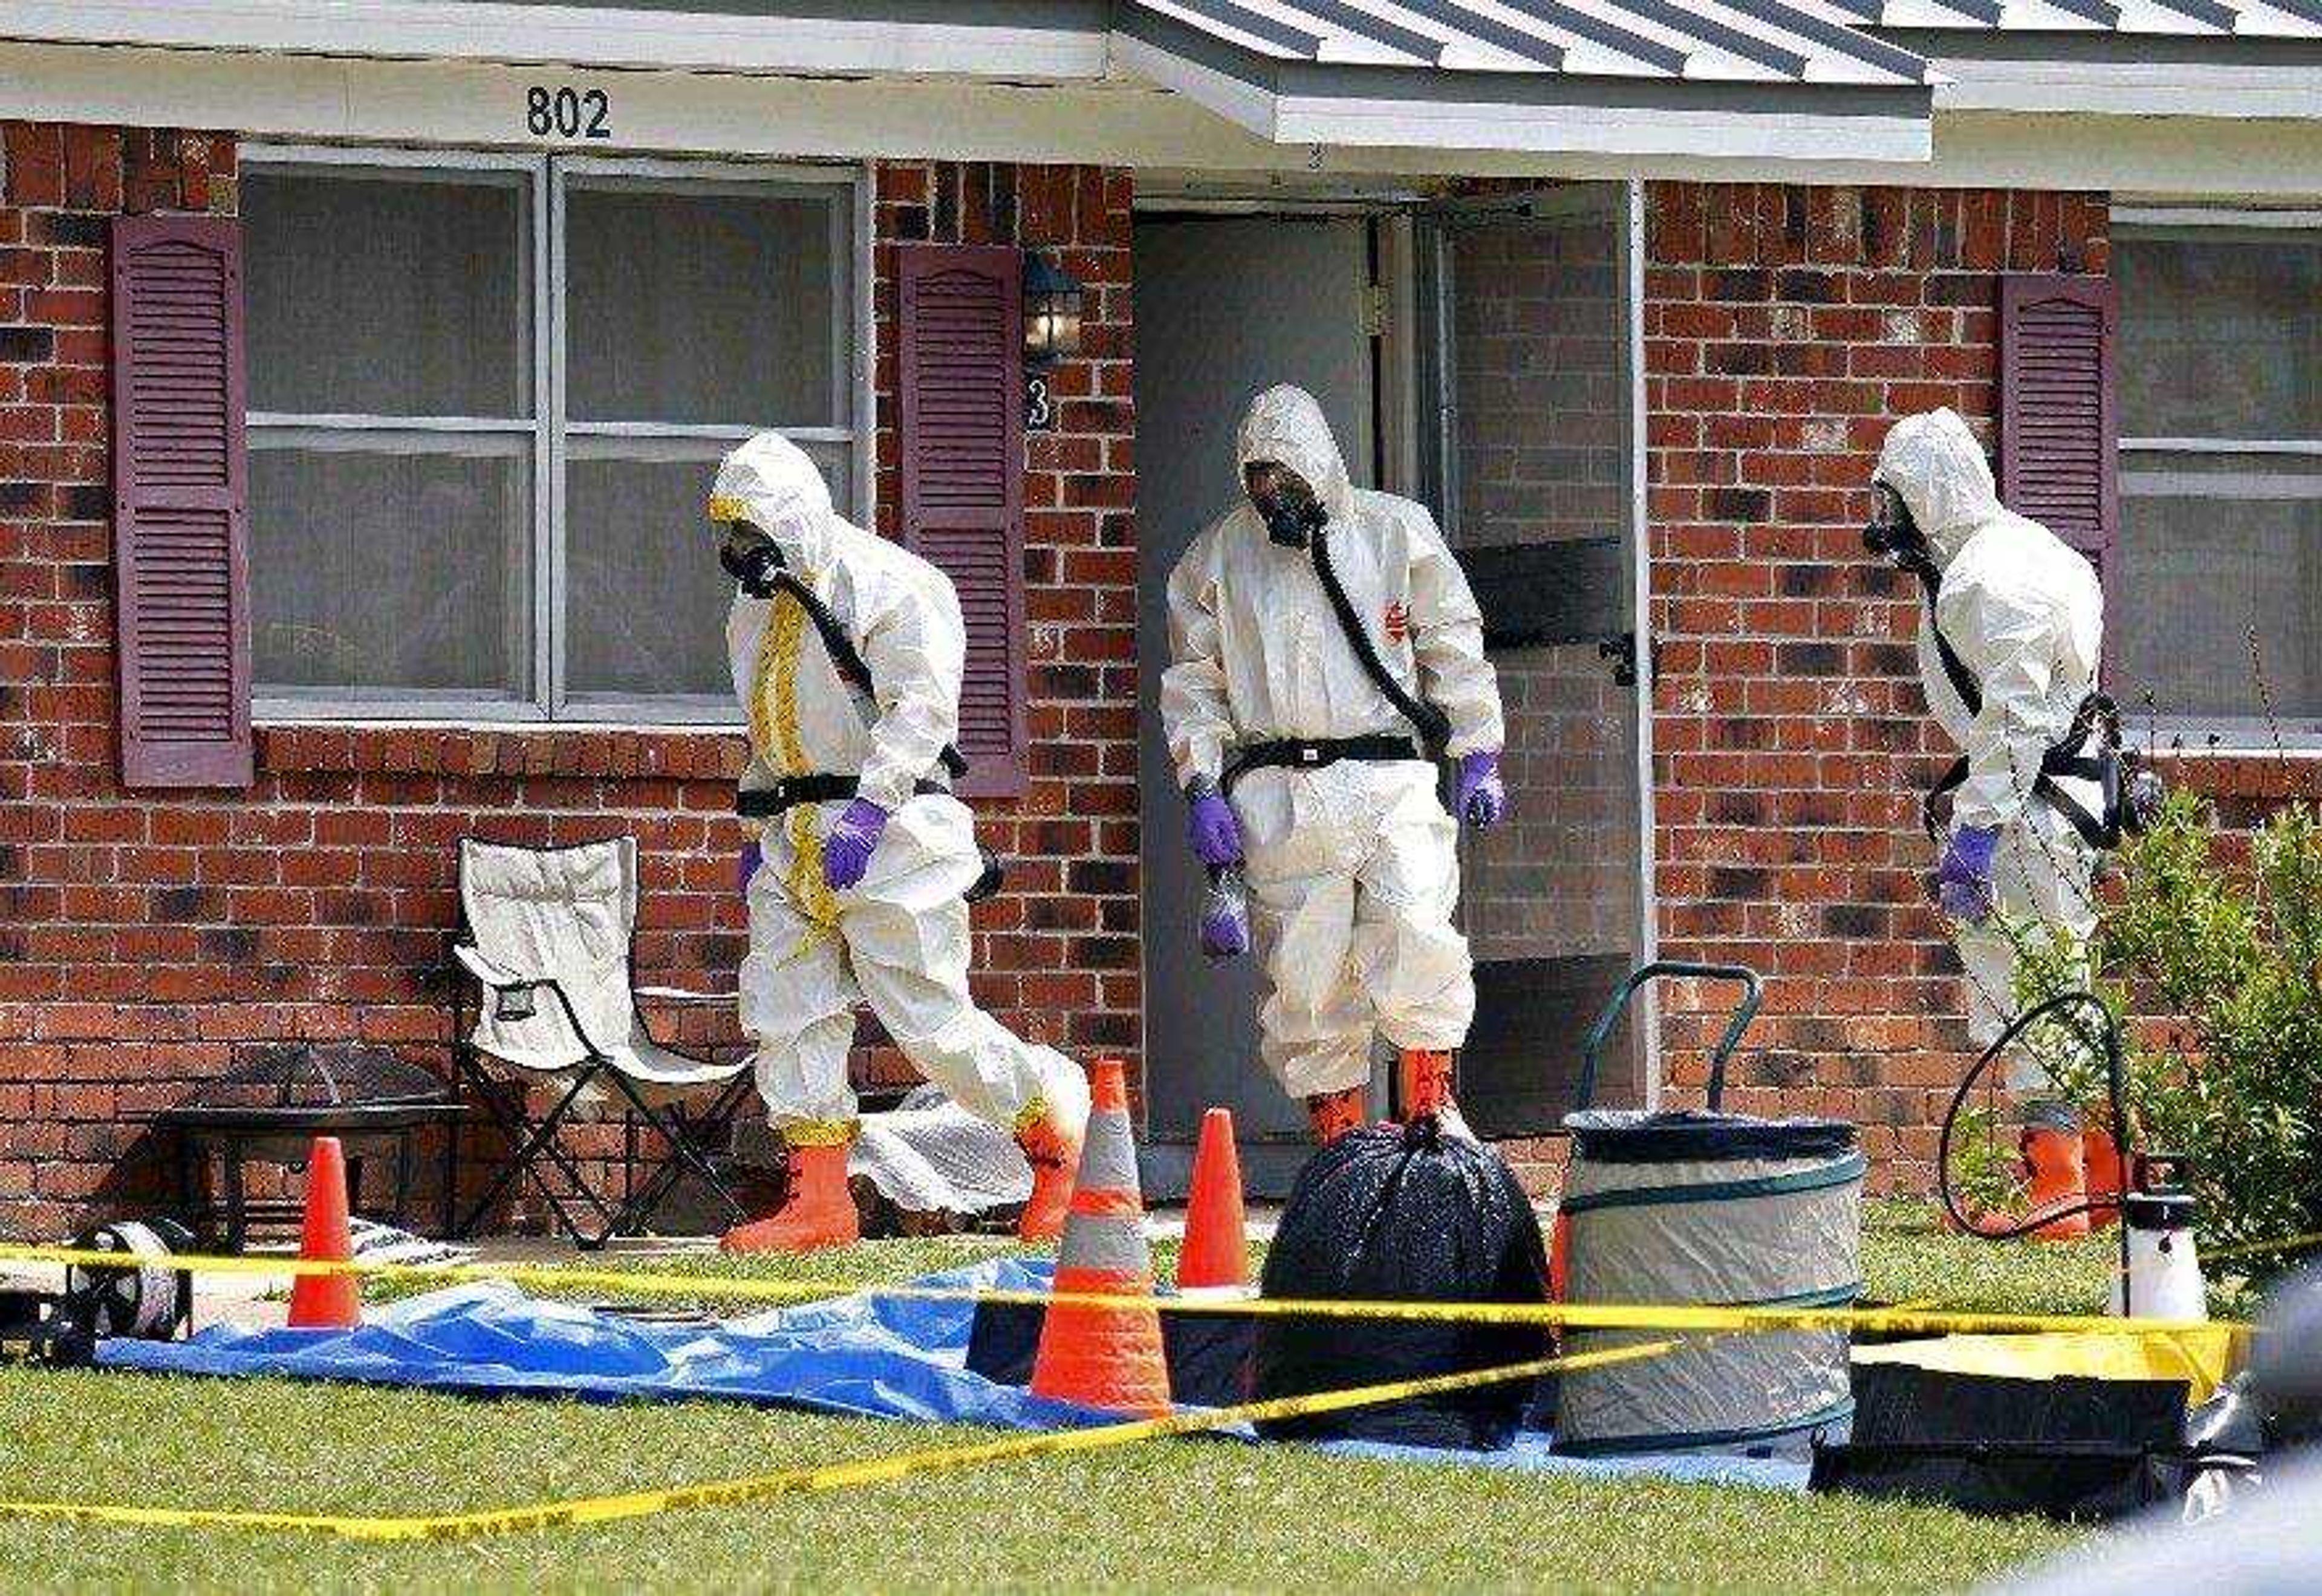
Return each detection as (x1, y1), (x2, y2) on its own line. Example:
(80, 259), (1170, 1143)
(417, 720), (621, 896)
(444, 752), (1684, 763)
(244, 143), (874, 726)
(2113, 207), (2322, 751)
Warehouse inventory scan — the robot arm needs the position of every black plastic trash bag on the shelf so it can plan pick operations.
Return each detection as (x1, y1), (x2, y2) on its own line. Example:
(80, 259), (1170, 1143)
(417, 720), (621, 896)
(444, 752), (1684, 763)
(1254, 1117), (1550, 1449)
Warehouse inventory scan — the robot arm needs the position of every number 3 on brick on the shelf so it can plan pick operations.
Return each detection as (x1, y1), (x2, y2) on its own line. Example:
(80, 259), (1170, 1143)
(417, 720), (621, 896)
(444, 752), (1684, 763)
(525, 85), (613, 141)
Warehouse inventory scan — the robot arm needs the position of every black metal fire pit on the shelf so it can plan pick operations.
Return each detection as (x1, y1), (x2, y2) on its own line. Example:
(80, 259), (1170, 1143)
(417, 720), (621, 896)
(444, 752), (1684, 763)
(157, 1043), (466, 1248)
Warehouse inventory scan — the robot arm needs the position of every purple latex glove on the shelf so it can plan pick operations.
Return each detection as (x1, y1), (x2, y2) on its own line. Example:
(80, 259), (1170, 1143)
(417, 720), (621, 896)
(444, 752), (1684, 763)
(1185, 782), (1244, 869)
(822, 797), (889, 892)
(1201, 866), (1250, 961)
(1938, 824), (2000, 923)
(738, 838), (763, 894)
(1455, 750), (1506, 828)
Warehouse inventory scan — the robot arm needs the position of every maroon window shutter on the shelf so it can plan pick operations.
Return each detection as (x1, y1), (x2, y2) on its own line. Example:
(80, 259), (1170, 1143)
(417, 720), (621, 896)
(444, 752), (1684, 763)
(1998, 273), (2118, 573)
(897, 242), (1027, 799)
(110, 215), (252, 788)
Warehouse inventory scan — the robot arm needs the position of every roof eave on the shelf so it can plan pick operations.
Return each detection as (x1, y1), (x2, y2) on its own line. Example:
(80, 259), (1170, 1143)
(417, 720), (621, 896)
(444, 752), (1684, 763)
(0, 0), (1118, 82)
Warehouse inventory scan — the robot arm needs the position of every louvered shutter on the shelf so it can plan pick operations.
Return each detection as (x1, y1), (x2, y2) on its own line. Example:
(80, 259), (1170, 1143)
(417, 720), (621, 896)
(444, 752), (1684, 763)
(897, 244), (1027, 799)
(1998, 273), (2118, 573)
(110, 215), (252, 788)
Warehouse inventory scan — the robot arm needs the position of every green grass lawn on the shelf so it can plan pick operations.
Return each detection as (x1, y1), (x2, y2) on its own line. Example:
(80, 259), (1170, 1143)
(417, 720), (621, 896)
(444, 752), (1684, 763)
(0, 1205), (2119, 1594)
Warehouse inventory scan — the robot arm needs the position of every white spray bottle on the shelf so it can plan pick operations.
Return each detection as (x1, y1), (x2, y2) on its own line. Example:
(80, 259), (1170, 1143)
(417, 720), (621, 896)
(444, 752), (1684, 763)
(2110, 1174), (2205, 1322)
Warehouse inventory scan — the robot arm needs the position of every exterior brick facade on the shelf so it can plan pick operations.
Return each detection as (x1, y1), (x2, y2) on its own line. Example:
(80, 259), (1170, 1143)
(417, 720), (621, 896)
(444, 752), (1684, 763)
(0, 128), (1138, 1238)
(1640, 183), (2114, 1191)
(1, 118), (2303, 1235)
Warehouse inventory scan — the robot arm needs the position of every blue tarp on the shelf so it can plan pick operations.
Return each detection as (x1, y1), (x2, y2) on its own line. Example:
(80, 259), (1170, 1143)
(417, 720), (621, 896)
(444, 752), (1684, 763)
(97, 1258), (1806, 1491)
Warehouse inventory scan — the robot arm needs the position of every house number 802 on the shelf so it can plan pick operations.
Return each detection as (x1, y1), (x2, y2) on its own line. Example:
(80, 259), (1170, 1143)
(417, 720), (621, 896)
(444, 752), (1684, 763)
(526, 85), (613, 140)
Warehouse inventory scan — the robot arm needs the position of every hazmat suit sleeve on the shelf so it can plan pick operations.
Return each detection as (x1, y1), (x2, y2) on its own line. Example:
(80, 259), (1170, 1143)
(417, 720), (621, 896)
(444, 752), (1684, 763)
(1937, 575), (2056, 834)
(1403, 510), (1504, 757)
(854, 570), (966, 814)
(1160, 528), (1235, 791)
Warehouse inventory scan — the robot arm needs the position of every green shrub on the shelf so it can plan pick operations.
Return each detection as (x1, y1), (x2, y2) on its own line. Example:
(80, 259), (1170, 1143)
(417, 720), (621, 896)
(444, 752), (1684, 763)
(2009, 792), (2322, 1285)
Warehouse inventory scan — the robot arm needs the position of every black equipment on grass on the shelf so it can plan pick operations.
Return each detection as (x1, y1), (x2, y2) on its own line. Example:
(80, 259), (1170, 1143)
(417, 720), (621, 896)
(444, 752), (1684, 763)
(0, 1218), (194, 1367)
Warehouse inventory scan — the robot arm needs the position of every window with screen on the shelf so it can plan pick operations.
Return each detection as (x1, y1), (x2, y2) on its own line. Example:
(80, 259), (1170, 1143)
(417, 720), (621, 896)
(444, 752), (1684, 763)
(2115, 222), (2322, 741)
(242, 151), (862, 721)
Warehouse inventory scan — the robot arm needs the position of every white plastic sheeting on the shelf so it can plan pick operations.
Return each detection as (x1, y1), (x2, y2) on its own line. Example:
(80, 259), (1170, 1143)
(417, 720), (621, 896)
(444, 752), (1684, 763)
(850, 1086), (1035, 1222)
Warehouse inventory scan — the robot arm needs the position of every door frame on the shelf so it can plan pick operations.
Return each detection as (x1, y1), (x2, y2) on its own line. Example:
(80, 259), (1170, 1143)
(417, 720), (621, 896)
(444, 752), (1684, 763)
(1125, 178), (1664, 1156)
(1407, 180), (1662, 1109)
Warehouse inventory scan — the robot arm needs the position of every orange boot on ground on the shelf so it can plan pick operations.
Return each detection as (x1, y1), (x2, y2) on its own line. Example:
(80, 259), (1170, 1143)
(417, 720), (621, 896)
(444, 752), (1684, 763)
(2020, 1112), (2091, 1241)
(1306, 1086), (1367, 1146)
(721, 1128), (860, 1253)
(1015, 1108), (1082, 1243)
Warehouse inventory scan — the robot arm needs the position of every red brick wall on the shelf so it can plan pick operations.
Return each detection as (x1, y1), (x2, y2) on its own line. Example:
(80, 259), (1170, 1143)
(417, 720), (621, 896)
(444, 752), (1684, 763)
(1641, 183), (2113, 1192)
(0, 128), (1139, 1239)
(867, 161), (1142, 1085)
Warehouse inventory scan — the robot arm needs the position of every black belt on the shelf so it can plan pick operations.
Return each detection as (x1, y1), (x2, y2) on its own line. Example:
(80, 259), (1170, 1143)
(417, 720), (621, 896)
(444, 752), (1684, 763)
(1220, 735), (1420, 800)
(1923, 693), (2138, 851)
(737, 775), (946, 819)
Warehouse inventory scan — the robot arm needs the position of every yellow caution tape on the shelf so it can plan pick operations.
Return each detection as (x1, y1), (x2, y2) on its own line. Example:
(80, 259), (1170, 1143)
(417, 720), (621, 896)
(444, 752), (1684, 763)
(0, 1244), (2245, 1340)
(0, 1337), (1681, 1542)
(2202, 1227), (2322, 1265)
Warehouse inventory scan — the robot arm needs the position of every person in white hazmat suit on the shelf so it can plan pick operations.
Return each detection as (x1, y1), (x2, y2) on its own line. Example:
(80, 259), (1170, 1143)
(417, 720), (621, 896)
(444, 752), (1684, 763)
(709, 431), (1088, 1253)
(1162, 385), (1506, 1145)
(1869, 407), (2122, 1228)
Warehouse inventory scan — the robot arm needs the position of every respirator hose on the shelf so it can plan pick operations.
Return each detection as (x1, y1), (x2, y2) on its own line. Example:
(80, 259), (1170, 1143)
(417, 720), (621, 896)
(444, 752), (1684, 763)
(1934, 990), (2132, 1267)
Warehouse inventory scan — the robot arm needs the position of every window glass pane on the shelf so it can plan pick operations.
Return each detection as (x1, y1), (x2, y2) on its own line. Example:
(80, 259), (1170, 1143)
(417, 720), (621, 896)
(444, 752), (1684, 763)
(2116, 229), (2322, 440)
(564, 180), (844, 426)
(563, 436), (851, 702)
(251, 433), (533, 700)
(242, 166), (531, 419)
(2118, 453), (2322, 728)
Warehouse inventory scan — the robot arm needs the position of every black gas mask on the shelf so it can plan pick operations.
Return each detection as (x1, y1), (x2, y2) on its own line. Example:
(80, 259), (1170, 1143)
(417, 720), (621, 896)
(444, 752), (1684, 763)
(1245, 461), (1328, 551)
(718, 519), (786, 598)
(1862, 481), (1930, 572)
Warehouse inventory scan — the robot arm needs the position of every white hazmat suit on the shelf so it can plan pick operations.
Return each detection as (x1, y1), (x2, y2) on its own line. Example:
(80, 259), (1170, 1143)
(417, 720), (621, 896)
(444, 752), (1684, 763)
(715, 432), (1088, 1143)
(1162, 386), (1503, 1100)
(1875, 408), (2103, 1083)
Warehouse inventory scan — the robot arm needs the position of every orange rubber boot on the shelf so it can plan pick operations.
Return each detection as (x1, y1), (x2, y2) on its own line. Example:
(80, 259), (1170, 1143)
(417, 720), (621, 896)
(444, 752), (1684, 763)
(2083, 1123), (2124, 1230)
(1015, 1112), (1082, 1242)
(2021, 1118), (2091, 1241)
(1399, 1049), (1456, 1121)
(720, 1136), (860, 1253)
(1306, 1086), (1367, 1146)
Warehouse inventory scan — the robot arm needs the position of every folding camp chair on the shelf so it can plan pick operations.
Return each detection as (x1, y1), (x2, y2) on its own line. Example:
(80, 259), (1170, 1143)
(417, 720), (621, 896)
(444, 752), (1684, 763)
(447, 835), (756, 1247)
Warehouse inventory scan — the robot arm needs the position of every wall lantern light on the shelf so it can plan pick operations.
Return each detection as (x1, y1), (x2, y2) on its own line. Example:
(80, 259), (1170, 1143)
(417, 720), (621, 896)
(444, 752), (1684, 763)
(1023, 253), (1084, 368)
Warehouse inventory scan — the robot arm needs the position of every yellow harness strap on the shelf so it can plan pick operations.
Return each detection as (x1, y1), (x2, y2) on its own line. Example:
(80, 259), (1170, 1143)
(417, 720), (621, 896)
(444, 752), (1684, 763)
(748, 594), (839, 942)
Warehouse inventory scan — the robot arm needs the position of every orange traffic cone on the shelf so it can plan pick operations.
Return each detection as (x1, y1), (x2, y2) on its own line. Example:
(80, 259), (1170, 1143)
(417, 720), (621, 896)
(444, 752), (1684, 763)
(1029, 1058), (1170, 1415)
(286, 1135), (361, 1330)
(1177, 1107), (1246, 1290)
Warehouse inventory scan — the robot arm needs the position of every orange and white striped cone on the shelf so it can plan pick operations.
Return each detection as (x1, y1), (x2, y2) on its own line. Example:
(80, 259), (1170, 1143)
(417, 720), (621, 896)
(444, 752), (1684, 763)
(1028, 1057), (1170, 1416)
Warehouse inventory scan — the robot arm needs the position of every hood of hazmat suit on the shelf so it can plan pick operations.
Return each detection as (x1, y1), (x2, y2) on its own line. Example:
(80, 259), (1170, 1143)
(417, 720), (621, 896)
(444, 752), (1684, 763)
(1160, 386), (1503, 1100)
(714, 432), (964, 820)
(1163, 384), (1502, 794)
(1873, 407), (2103, 835)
